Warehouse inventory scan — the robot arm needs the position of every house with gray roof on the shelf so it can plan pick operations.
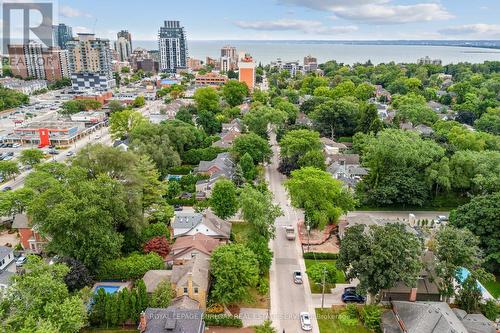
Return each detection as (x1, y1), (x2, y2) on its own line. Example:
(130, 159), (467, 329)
(195, 152), (234, 178)
(382, 301), (495, 333)
(0, 246), (14, 271)
(138, 307), (205, 333)
(326, 154), (368, 190)
(172, 210), (231, 239)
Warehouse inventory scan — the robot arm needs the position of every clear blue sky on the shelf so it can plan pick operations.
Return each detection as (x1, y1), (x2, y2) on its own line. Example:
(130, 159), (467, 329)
(57, 0), (500, 41)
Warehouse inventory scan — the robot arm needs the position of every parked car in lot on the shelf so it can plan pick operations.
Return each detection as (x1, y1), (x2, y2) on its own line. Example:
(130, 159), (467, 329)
(300, 312), (312, 331)
(293, 270), (303, 284)
(341, 287), (366, 303)
(12, 143), (21, 148)
(16, 255), (27, 267)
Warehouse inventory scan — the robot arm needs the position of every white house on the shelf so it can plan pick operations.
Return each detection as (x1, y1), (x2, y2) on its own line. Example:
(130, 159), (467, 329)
(172, 210), (231, 240)
(0, 246), (14, 271)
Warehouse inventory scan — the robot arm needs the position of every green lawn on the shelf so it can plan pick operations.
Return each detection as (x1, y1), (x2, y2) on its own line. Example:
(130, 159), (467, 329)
(316, 308), (373, 333)
(305, 259), (346, 293)
(483, 278), (500, 298)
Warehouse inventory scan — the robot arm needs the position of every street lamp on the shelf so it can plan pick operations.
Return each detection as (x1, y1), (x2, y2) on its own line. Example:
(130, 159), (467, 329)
(306, 216), (311, 252)
(315, 267), (328, 309)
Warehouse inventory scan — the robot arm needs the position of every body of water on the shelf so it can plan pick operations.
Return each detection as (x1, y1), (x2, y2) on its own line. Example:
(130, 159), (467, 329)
(135, 40), (500, 65)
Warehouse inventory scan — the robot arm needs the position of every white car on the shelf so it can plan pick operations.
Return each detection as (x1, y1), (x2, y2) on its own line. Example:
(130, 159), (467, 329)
(16, 256), (27, 267)
(12, 143), (21, 148)
(300, 312), (312, 331)
(94, 135), (101, 139)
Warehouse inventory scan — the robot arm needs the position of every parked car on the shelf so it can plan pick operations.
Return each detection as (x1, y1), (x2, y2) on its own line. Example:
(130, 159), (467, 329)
(48, 149), (59, 155)
(436, 215), (448, 222)
(12, 143), (21, 148)
(15, 255), (27, 267)
(341, 287), (366, 303)
(174, 204), (183, 211)
(285, 225), (296, 240)
(293, 271), (303, 284)
(300, 312), (312, 331)
(179, 192), (192, 199)
(65, 150), (74, 157)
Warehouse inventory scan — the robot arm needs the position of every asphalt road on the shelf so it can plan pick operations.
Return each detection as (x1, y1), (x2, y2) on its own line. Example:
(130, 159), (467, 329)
(266, 131), (319, 333)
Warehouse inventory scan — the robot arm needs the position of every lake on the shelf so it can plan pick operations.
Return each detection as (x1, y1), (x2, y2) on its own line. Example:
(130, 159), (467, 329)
(134, 40), (500, 65)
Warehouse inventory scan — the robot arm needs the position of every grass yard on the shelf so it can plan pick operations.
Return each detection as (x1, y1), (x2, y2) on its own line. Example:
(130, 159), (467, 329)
(305, 259), (346, 293)
(316, 308), (373, 333)
(483, 277), (500, 298)
(237, 272), (270, 309)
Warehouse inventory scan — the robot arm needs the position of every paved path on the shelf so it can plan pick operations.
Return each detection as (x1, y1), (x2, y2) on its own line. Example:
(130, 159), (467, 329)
(266, 131), (319, 333)
(239, 308), (269, 327)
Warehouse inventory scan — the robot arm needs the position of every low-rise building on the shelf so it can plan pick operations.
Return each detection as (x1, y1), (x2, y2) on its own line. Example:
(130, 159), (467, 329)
(12, 214), (47, 253)
(171, 252), (211, 309)
(195, 152), (234, 177)
(194, 72), (228, 87)
(0, 246), (14, 271)
(172, 210), (232, 240)
(166, 233), (220, 266)
(327, 154), (368, 190)
(138, 307), (205, 333)
(321, 137), (347, 161)
(382, 301), (495, 333)
(74, 90), (113, 104)
(70, 111), (106, 124)
(0, 78), (47, 95)
(11, 120), (94, 146)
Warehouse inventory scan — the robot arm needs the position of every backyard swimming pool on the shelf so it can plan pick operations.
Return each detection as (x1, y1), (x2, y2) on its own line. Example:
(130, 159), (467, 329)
(456, 267), (493, 300)
(94, 285), (121, 294)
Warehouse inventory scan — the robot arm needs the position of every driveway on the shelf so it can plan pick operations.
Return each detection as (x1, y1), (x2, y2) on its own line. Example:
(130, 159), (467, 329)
(239, 308), (269, 327)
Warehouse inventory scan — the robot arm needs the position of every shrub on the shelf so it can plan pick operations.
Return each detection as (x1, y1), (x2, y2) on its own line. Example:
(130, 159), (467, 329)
(143, 236), (170, 258)
(166, 165), (195, 175)
(206, 303), (224, 314)
(303, 252), (338, 260)
(360, 305), (382, 332)
(346, 303), (358, 318)
(203, 314), (243, 327)
(182, 147), (226, 165)
(142, 223), (170, 242)
(97, 252), (164, 280)
(481, 299), (499, 321)
(337, 312), (358, 327)
(257, 278), (269, 295)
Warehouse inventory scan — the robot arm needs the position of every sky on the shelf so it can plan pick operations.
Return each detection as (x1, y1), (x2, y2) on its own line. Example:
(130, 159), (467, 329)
(52, 0), (500, 40)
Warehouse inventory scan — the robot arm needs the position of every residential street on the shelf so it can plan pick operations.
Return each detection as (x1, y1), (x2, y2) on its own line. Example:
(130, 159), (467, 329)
(266, 131), (319, 333)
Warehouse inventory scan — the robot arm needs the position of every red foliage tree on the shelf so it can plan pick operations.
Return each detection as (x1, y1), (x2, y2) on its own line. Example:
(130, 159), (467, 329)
(143, 236), (170, 258)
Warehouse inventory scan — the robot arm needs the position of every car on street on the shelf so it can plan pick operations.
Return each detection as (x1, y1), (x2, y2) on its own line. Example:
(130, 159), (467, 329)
(15, 255), (27, 267)
(300, 312), (312, 331)
(174, 204), (183, 211)
(341, 287), (366, 303)
(94, 135), (101, 139)
(285, 225), (296, 240)
(66, 151), (74, 157)
(293, 270), (303, 284)
(48, 149), (59, 155)
(1, 187), (11, 192)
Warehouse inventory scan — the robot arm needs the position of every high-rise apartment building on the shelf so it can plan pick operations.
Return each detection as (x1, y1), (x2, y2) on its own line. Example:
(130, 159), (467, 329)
(238, 55), (255, 90)
(52, 24), (73, 49)
(158, 21), (188, 74)
(303, 55), (317, 66)
(8, 41), (70, 81)
(220, 45), (238, 72)
(115, 30), (132, 62)
(66, 33), (115, 91)
(117, 30), (133, 50)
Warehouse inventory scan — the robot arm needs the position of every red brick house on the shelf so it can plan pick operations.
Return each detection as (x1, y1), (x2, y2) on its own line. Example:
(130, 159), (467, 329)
(12, 214), (47, 253)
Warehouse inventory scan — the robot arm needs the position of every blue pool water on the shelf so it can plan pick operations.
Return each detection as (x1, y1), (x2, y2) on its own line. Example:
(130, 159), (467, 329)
(95, 285), (120, 294)
(456, 267), (488, 294)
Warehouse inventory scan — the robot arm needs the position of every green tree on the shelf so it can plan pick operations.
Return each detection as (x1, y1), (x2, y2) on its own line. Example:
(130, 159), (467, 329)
(0, 160), (19, 180)
(243, 106), (287, 137)
(175, 106), (194, 124)
(61, 100), (102, 114)
(434, 226), (482, 301)
(311, 98), (360, 138)
(222, 80), (248, 107)
(132, 96), (145, 108)
(107, 100), (125, 113)
(255, 320), (277, 333)
(210, 179), (238, 219)
(306, 262), (338, 285)
(298, 150), (325, 170)
(285, 167), (355, 229)
(0, 187), (34, 217)
(136, 279), (148, 311)
(337, 224), (422, 302)
(0, 256), (86, 333)
(279, 129), (322, 159)
(210, 244), (260, 305)
(150, 280), (173, 308)
(239, 152), (256, 181)
(247, 235), (273, 274)
(109, 109), (147, 140)
(354, 82), (375, 101)
(232, 132), (272, 164)
(19, 148), (45, 167)
(275, 100), (299, 124)
(474, 107), (500, 135)
(357, 103), (383, 134)
(391, 93), (437, 125)
(240, 185), (283, 240)
(194, 86), (220, 112)
(449, 192), (500, 273)
(197, 109), (222, 135)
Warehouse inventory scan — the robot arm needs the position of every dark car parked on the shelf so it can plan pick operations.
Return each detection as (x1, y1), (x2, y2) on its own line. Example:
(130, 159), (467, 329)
(341, 287), (366, 303)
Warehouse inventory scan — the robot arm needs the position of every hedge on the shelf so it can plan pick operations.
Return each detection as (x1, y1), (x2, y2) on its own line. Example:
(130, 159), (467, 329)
(166, 165), (195, 175)
(97, 252), (164, 280)
(203, 314), (243, 327)
(303, 252), (338, 260)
